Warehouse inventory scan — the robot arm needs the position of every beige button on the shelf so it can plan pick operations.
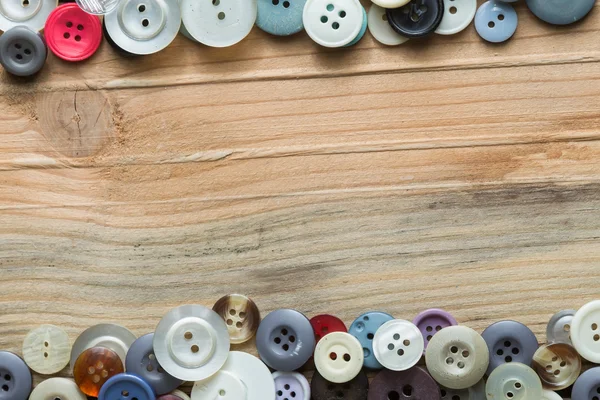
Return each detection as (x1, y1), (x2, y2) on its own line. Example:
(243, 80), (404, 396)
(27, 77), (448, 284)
(29, 377), (86, 400)
(212, 294), (261, 344)
(532, 343), (581, 390)
(425, 325), (489, 389)
(314, 332), (363, 383)
(485, 363), (542, 400)
(23, 324), (71, 375)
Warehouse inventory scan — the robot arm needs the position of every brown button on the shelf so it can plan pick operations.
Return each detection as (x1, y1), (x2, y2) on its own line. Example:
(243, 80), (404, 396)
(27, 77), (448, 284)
(212, 294), (261, 344)
(312, 369), (368, 400)
(73, 346), (124, 397)
(368, 367), (441, 400)
(532, 342), (581, 390)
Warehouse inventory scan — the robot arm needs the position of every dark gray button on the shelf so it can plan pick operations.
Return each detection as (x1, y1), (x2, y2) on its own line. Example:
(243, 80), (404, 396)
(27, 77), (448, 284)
(526, 0), (596, 25)
(0, 26), (46, 77)
(0, 351), (32, 400)
(368, 367), (441, 400)
(386, 0), (445, 38)
(547, 309), (575, 344)
(125, 333), (183, 395)
(256, 309), (315, 371)
(482, 320), (538, 375)
(311, 369), (368, 400)
(572, 366), (600, 400)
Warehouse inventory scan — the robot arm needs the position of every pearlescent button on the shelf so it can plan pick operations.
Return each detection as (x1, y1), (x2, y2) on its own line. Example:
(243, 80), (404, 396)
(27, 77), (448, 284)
(525, 0), (596, 25)
(70, 323), (135, 372)
(367, 4), (409, 46)
(273, 371), (310, 400)
(23, 324), (71, 375)
(571, 300), (600, 363)
(73, 347), (124, 397)
(413, 308), (458, 352)
(386, 0), (445, 38)
(29, 377), (87, 400)
(368, 367), (441, 400)
(482, 320), (538, 375)
(256, 0), (307, 36)
(0, 0), (57, 32)
(485, 363), (542, 400)
(373, 319), (424, 371)
(303, 0), (363, 48)
(314, 332), (363, 383)
(474, 0), (517, 43)
(191, 351), (275, 400)
(425, 325), (489, 390)
(547, 310), (575, 344)
(542, 389), (562, 400)
(0, 351), (32, 400)
(349, 311), (394, 370)
(212, 294), (261, 345)
(311, 369), (368, 400)
(158, 390), (191, 400)
(435, 0), (477, 35)
(76, 0), (119, 15)
(154, 304), (230, 381)
(440, 379), (486, 400)
(98, 373), (155, 400)
(572, 366), (600, 400)
(532, 342), (581, 391)
(0, 26), (47, 77)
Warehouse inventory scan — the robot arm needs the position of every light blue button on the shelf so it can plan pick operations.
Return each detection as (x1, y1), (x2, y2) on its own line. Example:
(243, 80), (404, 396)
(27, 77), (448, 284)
(257, 0), (307, 36)
(98, 374), (155, 400)
(348, 311), (394, 369)
(475, 0), (517, 43)
(345, 5), (367, 47)
(526, 0), (596, 25)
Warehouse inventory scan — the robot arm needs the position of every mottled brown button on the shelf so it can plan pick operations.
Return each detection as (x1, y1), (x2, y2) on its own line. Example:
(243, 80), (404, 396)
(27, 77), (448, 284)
(73, 346), (124, 397)
(532, 342), (582, 391)
(311, 369), (368, 400)
(368, 366), (441, 400)
(212, 294), (261, 344)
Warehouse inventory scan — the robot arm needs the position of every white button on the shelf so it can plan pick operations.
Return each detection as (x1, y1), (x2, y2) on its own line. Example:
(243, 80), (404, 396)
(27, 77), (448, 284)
(104, 0), (181, 55)
(373, 319), (424, 371)
(485, 363), (542, 400)
(23, 324), (71, 375)
(191, 351), (275, 400)
(303, 0), (363, 48)
(571, 300), (600, 363)
(154, 304), (230, 381)
(367, 4), (409, 46)
(29, 377), (87, 400)
(371, 0), (411, 9)
(314, 332), (363, 383)
(180, 0), (257, 48)
(70, 323), (136, 371)
(0, 0), (57, 32)
(272, 371), (311, 400)
(542, 390), (562, 400)
(76, 0), (119, 14)
(435, 0), (477, 35)
(425, 325), (489, 389)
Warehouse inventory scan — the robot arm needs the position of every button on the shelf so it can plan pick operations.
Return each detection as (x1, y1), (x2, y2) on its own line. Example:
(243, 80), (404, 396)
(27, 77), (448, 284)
(0, 26), (47, 77)
(158, 390), (191, 400)
(386, 0), (444, 38)
(102, 18), (136, 56)
(29, 377), (87, 400)
(273, 371), (310, 400)
(372, 319), (423, 371)
(70, 323), (136, 371)
(0, 351), (32, 400)
(532, 342), (580, 391)
(310, 314), (347, 344)
(570, 300), (600, 363)
(435, 0), (476, 35)
(481, 320), (538, 375)
(303, 0), (363, 48)
(371, 0), (410, 9)
(367, 4), (409, 46)
(349, 311), (394, 369)
(425, 325), (489, 390)
(125, 333), (183, 395)
(344, 4), (367, 47)
(256, 0), (306, 36)
(181, 0), (257, 47)
(73, 346), (124, 397)
(154, 304), (230, 381)
(212, 294), (261, 345)
(314, 332), (363, 383)
(256, 309), (315, 371)
(98, 373), (155, 400)
(191, 351), (275, 400)
(485, 363), (542, 400)
(440, 378), (485, 400)
(474, 1), (517, 43)
(525, 0), (595, 25)
(572, 366), (600, 400)
(547, 310), (575, 344)
(0, 0), (57, 32)
(542, 389), (562, 400)
(368, 366), (441, 400)
(76, 0), (119, 14)
(413, 309), (458, 352)
(44, 4), (102, 61)
(104, 0), (181, 55)
(22, 324), (71, 375)
(311, 369), (368, 400)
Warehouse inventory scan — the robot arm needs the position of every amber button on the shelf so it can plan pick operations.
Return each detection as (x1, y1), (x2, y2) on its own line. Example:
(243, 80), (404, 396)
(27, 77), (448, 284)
(213, 294), (261, 344)
(532, 342), (582, 390)
(73, 346), (124, 397)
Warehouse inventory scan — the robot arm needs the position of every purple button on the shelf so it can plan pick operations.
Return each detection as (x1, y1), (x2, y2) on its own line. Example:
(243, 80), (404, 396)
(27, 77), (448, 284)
(272, 371), (311, 400)
(413, 308), (458, 351)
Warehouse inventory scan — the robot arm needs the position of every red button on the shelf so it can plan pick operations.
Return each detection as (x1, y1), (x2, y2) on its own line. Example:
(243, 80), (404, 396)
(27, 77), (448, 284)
(45, 4), (102, 62)
(310, 314), (347, 343)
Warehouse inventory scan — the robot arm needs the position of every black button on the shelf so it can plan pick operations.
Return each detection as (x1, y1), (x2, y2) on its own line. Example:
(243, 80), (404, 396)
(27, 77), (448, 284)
(368, 367), (441, 400)
(386, 0), (444, 38)
(311, 369), (368, 400)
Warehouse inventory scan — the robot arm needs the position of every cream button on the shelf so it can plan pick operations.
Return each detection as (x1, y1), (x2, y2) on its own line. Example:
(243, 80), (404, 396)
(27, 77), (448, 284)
(571, 300), (600, 363)
(367, 4), (409, 46)
(373, 319), (423, 371)
(371, 0), (411, 9)
(542, 389), (562, 400)
(0, 0), (57, 32)
(485, 363), (542, 400)
(23, 324), (71, 375)
(314, 332), (363, 383)
(192, 370), (246, 399)
(425, 325), (489, 389)
(70, 323), (136, 371)
(29, 377), (86, 400)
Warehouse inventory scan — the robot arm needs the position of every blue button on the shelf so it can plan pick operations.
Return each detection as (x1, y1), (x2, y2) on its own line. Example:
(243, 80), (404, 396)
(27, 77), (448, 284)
(256, 0), (307, 36)
(345, 5), (367, 47)
(348, 311), (394, 369)
(526, 0), (596, 25)
(98, 374), (155, 400)
(474, 0), (517, 43)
